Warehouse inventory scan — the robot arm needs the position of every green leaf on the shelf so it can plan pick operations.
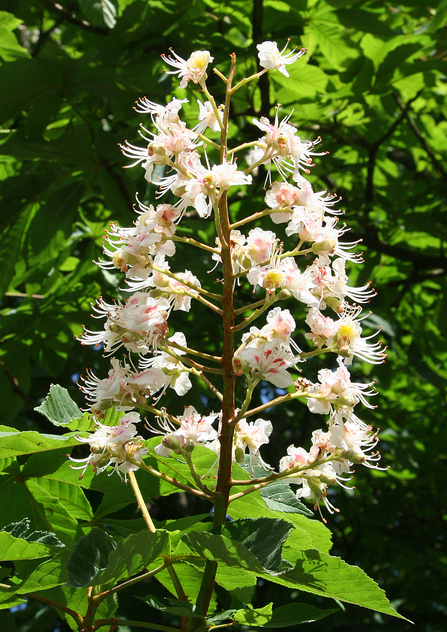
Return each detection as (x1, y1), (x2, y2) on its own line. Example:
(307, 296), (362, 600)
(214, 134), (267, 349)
(260, 480), (314, 517)
(272, 61), (329, 101)
(0, 58), (64, 124)
(77, 0), (118, 29)
(223, 518), (293, 573)
(35, 384), (82, 427)
(66, 527), (116, 588)
(0, 592), (27, 611)
(155, 562), (218, 612)
(0, 530), (63, 561)
(179, 531), (264, 574)
(206, 610), (237, 625)
(264, 602), (339, 627)
(139, 595), (204, 618)
(1, 518), (63, 547)
(0, 205), (35, 299)
(0, 429), (79, 458)
(232, 603), (273, 626)
(264, 550), (407, 619)
(0, 11), (23, 31)
(12, 549), (70, 595)
(92, 529), (171, 586)
(215, 564), (256, 603)
(25, 479), (81, 544)
(228, 489), (332, 553)
(0, 26), (30, 62)
(429, 0), (447, 32)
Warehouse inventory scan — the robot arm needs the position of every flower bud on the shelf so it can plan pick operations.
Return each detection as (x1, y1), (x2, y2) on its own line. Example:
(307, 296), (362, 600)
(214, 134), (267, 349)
(235, 447), (245, 463)
(312, 239), (336, 255)
(184, 439), (195, 453)
(162, 435), (182, 453)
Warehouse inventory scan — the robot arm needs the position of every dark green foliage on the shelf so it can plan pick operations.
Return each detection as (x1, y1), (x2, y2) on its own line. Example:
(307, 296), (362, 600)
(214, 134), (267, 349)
(0, 1), (446, 631)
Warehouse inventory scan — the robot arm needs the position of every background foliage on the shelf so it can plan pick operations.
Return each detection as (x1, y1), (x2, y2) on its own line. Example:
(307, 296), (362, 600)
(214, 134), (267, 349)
(0, 0), (446, 631)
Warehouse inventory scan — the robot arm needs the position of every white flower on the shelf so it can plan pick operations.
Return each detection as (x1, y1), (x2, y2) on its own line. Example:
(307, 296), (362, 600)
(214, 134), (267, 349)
(80, 293), (171, 355)
(80, 358), (166, 414)
(161, 49), (213, 88)
(329, 410), (382, 470)
(69, 412), (148, 480)
(253, 111), (326, 182)
(306, 357), (376, 415)
(334, 306), (386, 365)
(195, 100), (222, 134)
(257, 41), (306, 77)
(265, 181), (307, 224)
(234, 418), (272, 468)
(152, 406), (218, 456)
(236, 340), (295, 388)
(245, 227), (277, 264)
(139, 332), (193, 397)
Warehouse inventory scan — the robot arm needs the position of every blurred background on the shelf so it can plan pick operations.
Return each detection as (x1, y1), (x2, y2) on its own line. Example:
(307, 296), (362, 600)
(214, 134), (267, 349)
(0, 0), (446, 631)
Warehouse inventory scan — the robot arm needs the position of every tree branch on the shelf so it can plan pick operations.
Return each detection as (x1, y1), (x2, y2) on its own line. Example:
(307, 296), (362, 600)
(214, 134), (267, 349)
(393, 92), (447, 177)
(40, 0), (109, 35)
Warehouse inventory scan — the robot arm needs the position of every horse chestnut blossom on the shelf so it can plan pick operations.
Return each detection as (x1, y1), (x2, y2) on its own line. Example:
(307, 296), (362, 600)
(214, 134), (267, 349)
(257, 40), (307, 77)
(74, 40), (386, 524)
(69, 412), (148, 480)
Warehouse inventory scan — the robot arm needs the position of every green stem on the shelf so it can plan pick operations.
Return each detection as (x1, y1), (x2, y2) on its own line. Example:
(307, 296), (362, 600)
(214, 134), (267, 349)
(135, 460), (213, 500)
(231, 378), (259, 425)
(201, 82), (224, 132)
(234, 297), (268, 315)
(244, 389), (310, 418)
(169, 341), (222, 363)
(230, 207), (278, 229)
(148, 263), (222, 304)
(230, 68), (268, 94)
(172, 234), (221, 258)
(196, 132), (221, 151)
(232, 291), (279, 332)
(227, 140), (265, 157)
(128, 470), (156, 532)
(184, 450), (217, 496)
(94, 562), (168, 601)
(189, 54), (239, 632)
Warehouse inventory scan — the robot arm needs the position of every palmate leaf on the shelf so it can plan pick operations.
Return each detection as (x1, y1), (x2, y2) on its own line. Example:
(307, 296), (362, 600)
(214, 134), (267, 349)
(91, 529), (171, 586)
(154, 562), (218, 613)
(67, 526), (171, 588)
(0, 592), (27, 611)
(0, 26), (30, 62)
(66, 528), (116, 588)
(232, 603), (273, 626)
(178, 530), (284, 577)
(222, 518), (293, 573)
(0, 529), (63, 562)
(0, 428), (79, 458)
(11, 549), (70, 595)
(263, 549), (407, 620)
(215, 564), (256, 603)
(260, 480), (314, 517)
(178, 527), (405, 619)
(1, 518), (63, 548)
(25, 480), (80, 545)
(228, 488), (332, 553)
